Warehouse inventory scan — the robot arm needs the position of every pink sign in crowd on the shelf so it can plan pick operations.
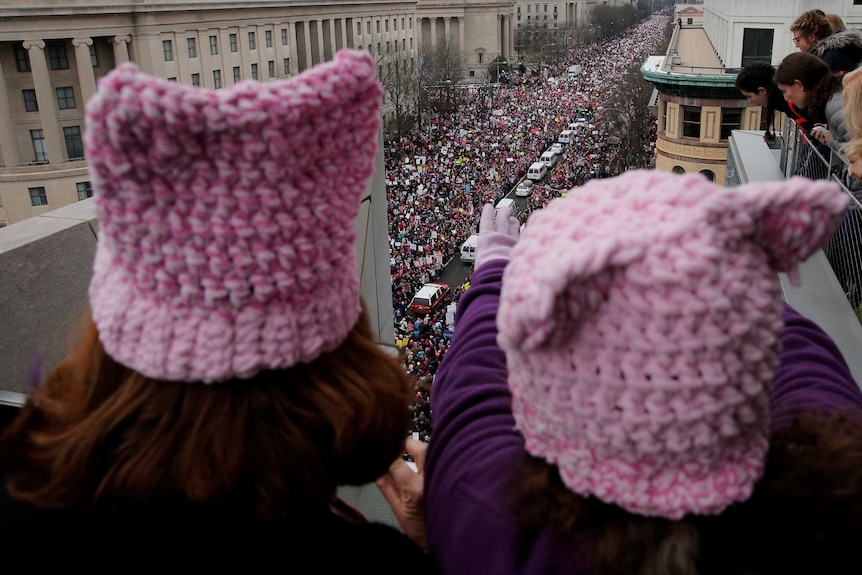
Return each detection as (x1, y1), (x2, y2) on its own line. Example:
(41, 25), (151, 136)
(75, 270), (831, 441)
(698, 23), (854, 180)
(387, 11), (673, 440)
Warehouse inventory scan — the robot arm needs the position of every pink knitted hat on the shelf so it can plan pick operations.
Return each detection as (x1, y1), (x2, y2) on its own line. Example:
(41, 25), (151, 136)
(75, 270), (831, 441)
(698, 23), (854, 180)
(497, 170), (848, 519)
(85, 50), (383, 383)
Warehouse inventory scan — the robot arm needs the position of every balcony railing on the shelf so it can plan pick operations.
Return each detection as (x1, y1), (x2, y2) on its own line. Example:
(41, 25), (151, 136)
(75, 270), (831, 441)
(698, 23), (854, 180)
(728, 121), (862, 384)
(778, 119), (862, 321)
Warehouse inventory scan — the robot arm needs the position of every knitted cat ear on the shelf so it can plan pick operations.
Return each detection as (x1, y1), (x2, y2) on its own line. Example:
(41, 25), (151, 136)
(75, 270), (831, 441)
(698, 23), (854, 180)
(498, 230), (646, 353)
(734, 177), (848, 285)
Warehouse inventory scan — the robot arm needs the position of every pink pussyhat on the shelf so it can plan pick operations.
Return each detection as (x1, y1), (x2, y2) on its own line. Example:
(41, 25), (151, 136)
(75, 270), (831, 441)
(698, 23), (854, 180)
(85, 50), (383, 383)
(497, 170), (848, 519)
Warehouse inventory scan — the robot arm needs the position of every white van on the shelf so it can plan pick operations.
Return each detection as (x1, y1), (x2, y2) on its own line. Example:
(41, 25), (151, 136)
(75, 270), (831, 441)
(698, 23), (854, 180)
(527, 161), (547, 181)
(495, 198), (522, 220)
(540, 150), (557, 168)
(460, 234), (478, 265)
(558, 129), (574, 144)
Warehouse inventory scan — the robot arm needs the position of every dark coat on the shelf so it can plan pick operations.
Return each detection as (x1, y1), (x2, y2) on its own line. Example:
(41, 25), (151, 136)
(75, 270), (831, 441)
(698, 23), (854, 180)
(812, 29), (862, 75)
(0, 472), (438, 572)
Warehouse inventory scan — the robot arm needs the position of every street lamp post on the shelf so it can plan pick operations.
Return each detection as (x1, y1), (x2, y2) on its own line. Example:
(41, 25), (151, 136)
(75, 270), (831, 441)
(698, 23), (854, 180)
(539, 43), (555, 77)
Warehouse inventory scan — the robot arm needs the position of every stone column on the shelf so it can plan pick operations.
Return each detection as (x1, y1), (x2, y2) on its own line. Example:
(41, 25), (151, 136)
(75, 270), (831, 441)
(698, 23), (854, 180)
(316, 20), (325, 63)
(416, 17), (422, 51)
(72, 37), (97, 106)
(23, 40), (63, 164)
(302, 21), (313, 70)
(444, 17), (451, 44)
(288, 22), (299, 74)
(0, 56), (20, 166)
(340, 17), (348, 51)
(112, 35), (130, 63)
(458, 17), (465, 53)
(502, 16), (510, 60)
(430, 17), (437, 47)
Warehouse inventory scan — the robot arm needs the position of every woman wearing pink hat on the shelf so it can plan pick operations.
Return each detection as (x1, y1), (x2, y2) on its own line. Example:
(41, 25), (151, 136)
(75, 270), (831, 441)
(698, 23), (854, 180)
(0, 51), (437, 571)
(382, 170), (862, 574)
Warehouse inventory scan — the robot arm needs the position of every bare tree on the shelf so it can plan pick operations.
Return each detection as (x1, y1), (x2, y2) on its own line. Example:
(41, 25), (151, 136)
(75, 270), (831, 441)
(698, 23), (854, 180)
(418, 35), (465, 114)
(378, 50), (419, 138)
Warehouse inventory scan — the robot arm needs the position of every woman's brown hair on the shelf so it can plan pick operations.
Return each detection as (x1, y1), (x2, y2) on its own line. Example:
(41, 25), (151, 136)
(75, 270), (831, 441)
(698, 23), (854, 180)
(510, 411), (862, 575)
(0, 304), (413, 520)
(774, 51), (840, 124)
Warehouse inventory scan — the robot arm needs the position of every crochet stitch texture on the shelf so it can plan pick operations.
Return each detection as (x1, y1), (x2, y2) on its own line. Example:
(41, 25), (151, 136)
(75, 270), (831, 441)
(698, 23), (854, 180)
(85, 49), (383, 382)
(497, 170), (848, 519)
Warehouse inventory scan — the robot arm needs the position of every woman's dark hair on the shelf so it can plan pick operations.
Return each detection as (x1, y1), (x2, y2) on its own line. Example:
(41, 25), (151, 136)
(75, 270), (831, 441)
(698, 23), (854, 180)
(736, 62), (780, 140)
(0, 304), (414, 520)
(774, 51), (840, 123)
(510, 411), (862, 575)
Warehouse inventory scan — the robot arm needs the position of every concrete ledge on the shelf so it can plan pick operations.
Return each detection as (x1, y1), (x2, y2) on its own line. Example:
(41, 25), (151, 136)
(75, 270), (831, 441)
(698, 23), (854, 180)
(0, 199), (97, 396)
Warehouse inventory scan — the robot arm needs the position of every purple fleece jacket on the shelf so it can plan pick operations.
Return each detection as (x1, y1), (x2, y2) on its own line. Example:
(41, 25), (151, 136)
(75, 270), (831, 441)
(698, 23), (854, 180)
(424, 259), (862, 575)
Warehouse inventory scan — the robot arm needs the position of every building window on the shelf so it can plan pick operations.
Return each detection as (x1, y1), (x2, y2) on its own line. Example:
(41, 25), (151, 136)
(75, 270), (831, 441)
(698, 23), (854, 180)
(377, 43), (381, 55)
(403, 39), (406, 50)
(469, 70), (476, 77)
(29, 187), (48, 207)
(409, 18), (412, 29)
(283, 58), (290, 75)
(378, 64), (382, 77)
(682, 106), (701, 138)
(163, 40), (173, 62)
(699, 170), (716, 182)
(385, 19), (389, 32)
(527, 4), (531, 12)
(233, 66), (240, 83)
(402, 17), (406, 30)
(386, 41), (390, 53)
(191, 73), (200, 87)
(31, 130), (47, 162)
(266, 30), (272, 48)
(229, 34), (238, 53)
(376, 20), (380, 33)
(48, 41), (69, 69)
(741, 28), (774, 67)
(213, 70), (222, 89)
(720, 107), (744, 140)
(22, 89), (38, 112)
(672, 166), (686, 174)
(56, 86), (75, 110)
(76, 181), (93, 200)
(251, 63), (259, 80)
(188, 38), (197, 58)
(367, 21), (371, 35)
(64, 126), (84, 159)
(89, 44), (99, 67)
(544, 3), (548, 11)
(248, 31), (256, 50)
(268, 60), (275, 78)
(14, 45), (31, 72)
(167, 77), (177, 82)
(478, 52), (484, 64)
(209, 35), (219, 55)
(357, 22), (362, 35)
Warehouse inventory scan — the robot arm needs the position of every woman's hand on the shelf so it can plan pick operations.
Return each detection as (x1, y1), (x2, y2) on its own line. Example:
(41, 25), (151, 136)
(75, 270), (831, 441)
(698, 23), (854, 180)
(376, 438), (428, 551)
(812, 124), (833, 146)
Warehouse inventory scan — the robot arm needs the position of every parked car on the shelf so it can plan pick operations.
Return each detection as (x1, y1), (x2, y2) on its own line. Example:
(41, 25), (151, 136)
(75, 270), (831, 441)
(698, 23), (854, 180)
(550, 142), (564, 155)
(410, 282), (451, 315)
(515, 179), (534, 197)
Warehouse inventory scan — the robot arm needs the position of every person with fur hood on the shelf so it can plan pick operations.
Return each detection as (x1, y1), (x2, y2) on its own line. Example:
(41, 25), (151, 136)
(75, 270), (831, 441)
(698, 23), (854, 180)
(792, 10), (862, 77)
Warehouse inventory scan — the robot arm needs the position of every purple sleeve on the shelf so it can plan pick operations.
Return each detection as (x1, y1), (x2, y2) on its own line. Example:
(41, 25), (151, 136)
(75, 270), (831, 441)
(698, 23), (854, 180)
(770, 303), (862, 430)
(424, 261), (592, 575)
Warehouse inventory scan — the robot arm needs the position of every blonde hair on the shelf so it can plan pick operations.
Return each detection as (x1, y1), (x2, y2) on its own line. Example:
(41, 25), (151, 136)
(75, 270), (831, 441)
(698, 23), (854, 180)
(825, 14), (846, 33)
(842, 67), (862, 161)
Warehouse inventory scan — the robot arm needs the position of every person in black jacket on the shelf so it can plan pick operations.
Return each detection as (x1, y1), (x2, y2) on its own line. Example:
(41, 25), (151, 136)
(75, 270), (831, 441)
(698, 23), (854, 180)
(736, 61), (812, 143)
